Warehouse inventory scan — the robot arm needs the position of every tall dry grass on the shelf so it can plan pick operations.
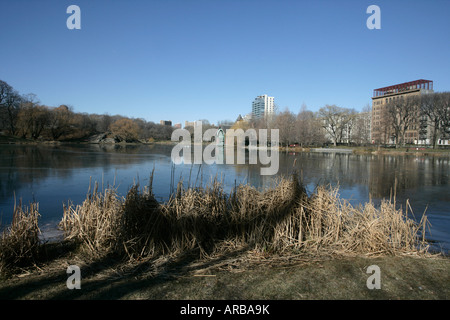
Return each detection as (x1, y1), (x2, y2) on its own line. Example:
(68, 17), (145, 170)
(0, 200), (41, 274)
(272, 185), (430, 256)
(60, 174), (430, 261)
(225, 175), (306, 250)
(60, 182), (123, 257)
(60, 178), (171, 259)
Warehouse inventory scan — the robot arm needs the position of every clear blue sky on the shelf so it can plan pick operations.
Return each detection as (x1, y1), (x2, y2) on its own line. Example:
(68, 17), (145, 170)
(1, 0), (449, 126)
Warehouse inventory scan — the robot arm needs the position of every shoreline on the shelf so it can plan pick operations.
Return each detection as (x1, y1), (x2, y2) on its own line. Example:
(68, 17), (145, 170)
(283, 146), (450, 157)
(2, 137), (449, 157)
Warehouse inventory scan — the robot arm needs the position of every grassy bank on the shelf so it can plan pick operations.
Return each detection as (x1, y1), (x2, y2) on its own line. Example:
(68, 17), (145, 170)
(0, 174), (447, 299)
(0, 134), (33, 144)
(283, 145), (450, 157)
(0, 133), (176, 145)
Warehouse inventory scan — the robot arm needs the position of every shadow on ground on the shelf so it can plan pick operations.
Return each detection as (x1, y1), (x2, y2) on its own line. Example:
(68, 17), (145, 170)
(0, 244), (252, 299)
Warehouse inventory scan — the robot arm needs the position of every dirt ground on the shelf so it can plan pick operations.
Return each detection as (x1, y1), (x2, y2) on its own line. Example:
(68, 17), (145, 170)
(0, 247), (448, 301)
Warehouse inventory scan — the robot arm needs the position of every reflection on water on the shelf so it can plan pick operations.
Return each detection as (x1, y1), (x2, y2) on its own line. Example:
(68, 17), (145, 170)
(0, 144), (449, 252)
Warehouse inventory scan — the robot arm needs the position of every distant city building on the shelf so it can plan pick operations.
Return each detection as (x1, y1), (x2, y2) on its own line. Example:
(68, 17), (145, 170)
(252, 94), (274, 120)
(174, 123), (182, 129)
(184, 121), (195, 128)
(160, 120), (172, 126)
(371, 79), (434, 145)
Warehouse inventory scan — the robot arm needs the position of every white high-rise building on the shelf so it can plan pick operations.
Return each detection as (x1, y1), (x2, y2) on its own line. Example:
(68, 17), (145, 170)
(252, 94), (274, 119)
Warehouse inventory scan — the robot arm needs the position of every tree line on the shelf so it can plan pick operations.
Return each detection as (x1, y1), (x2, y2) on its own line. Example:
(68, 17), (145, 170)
(231, 93), (449, 149)
(228, 104), (372, 148)
(0, 80), (174, 142)
(3, 79), (447, 148)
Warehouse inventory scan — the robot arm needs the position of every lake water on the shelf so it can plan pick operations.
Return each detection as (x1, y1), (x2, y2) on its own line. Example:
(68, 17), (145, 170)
(0, 144), (449, 253)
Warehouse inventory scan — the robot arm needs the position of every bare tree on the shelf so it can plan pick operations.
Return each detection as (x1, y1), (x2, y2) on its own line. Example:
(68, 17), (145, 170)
(274, 108), (296, 147)
(318, 105), (354, 146)
(420, 93), (442, 148)
(0, 80), (22, 136)
(296, 105), (325, 146)
(376, 106), (392, 145)
(342, 109), (358, 144)
(434, 92), (450, 144)
(351, 107), (372, 145)
(17, 103), (51, 140)
(198, 119), (217, 136)
(386, 96), (419, 147)
(94, 113), (113, 133)
(296, 107), (313, 146)
(48, 105), (73, 140)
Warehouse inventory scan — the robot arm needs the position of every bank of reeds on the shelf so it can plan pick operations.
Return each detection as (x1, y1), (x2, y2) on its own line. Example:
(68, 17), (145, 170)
(272, 186), (429, 255)
(60, 182), (124, 257)
(1, 174), (431, 275)
(0, 200), (41, 274)
(59, 174), (430, 261)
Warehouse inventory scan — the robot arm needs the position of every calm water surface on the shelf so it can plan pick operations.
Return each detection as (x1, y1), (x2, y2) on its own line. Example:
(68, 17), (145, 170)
(0, 144), (449, 252)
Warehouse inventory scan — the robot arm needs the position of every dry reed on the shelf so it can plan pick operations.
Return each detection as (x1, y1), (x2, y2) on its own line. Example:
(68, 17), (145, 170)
(273, 185), (430, 256)
(60, 182), (124, 257)
(0, 200), (41, 274)
(60, 174), (430, 261)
